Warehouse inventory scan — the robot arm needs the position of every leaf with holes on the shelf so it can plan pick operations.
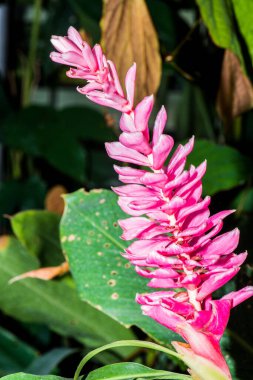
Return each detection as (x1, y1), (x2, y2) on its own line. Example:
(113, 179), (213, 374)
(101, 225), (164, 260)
(0, 235), (135, 356)
(60, 189), (181, 345)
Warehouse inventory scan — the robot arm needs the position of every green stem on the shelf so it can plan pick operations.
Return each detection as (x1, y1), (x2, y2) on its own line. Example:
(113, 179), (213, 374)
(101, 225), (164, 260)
(10, 149), (23, 180)
(22, 0), (42, 107)
(73, 340), (182, 380)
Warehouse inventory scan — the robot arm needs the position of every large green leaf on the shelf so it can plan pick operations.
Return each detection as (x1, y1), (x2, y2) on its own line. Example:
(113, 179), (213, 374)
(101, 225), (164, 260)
(196, 0), (243, 64)
(60, 189), (181, 345)
(1, 374), (69, 380)
(0, 236), (135, 355)
(86, 362), (191, 380)
(0, 327), (37, 376)
(232, 0), (253, 65)
(11, 210), (62, 266)
(188, 139), (251, 195)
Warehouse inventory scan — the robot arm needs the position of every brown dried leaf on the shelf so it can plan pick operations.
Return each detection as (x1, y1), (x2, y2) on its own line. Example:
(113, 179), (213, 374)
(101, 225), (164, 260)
(101, 0), (161, 104)
(216, 50), (253, 126)
(9, 261), (69, 284)
(45, 185), (67, 215)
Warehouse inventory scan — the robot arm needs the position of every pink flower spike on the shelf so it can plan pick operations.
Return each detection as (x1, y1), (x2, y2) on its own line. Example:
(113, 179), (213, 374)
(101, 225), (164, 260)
(125, 63), (136, 108)
(50, 34), (253, 379)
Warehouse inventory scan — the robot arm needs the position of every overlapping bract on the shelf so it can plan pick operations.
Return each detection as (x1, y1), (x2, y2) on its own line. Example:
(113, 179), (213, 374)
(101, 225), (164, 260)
(50, 27), (253, 379)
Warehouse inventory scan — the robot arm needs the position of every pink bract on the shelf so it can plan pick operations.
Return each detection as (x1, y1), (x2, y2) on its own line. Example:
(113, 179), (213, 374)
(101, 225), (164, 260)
(50, 27), (253, 379)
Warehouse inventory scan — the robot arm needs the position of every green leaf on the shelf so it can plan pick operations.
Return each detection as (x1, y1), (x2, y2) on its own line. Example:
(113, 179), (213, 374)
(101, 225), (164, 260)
(176, 83), (215, 141)
(187, 139), (251, 195)
(196, 0), (243, 65)
(231, 0), (253, 66)
(1, 106), (116, 182)
(11, 210), (62, 266)
(0, 326), (37, 376)
(60, 189), (181, 345)
(58, 107), (116, 142)
(0, 236), (135, 355)
(1, 374), (69, 380)
(25, 348), (76, 375)
(86, 362), (190, 380)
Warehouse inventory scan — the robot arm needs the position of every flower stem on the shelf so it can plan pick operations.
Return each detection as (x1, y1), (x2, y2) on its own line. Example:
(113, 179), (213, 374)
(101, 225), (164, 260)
(73, 340), (182, 380)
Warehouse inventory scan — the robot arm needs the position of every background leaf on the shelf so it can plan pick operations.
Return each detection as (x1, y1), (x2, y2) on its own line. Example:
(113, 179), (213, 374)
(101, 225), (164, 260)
(11, 210), (62, 266)
(60, 189), (181, 345)
(196, 0), (243, 66)
(0, 327), (37, 377)
(231, 0), (253, 66)
(101, 0), (161, 104)
(25, 348), (76, 375)
(1, 106), (116, 182)
(187, 139), (251, 195)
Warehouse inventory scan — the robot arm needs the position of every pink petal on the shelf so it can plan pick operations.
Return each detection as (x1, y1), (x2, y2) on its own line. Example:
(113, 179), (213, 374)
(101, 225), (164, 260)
(152, 106), (167, 145)
(105, 142), (150, 165)
(119, 113), (136, 133)
(119, 132), (152, 155)
(114, 165), (146, 184)
(118, 217), (155, 240)
(152, 135), (174, 170)
(107, 60), (124, 97)
(167, 137), (194, 177)
(222, 286), (253, 307)
(125, 63), (136, 108)
(197, 268), (240, 301)
(82, 43), (98, 71)
(93, 44), (104, 70)
(134, 95), (154, 132)
(67, 26), (83, 49)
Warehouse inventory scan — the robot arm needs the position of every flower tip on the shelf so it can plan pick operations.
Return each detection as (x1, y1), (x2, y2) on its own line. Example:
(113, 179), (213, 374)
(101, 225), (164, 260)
(67, 25), (77, 35)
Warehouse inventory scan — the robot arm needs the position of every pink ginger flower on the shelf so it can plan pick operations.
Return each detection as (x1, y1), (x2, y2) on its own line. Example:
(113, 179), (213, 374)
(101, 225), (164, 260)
(50, 27), (253, 379)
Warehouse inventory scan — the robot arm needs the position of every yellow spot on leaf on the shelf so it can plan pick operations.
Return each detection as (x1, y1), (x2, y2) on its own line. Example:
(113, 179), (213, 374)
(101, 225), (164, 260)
(111, 292), (119, 300)
(68, 234), (76, 242)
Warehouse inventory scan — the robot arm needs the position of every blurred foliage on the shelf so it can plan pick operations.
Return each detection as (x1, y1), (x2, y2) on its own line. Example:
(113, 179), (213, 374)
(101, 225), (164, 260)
(0, 0), (253, 379)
